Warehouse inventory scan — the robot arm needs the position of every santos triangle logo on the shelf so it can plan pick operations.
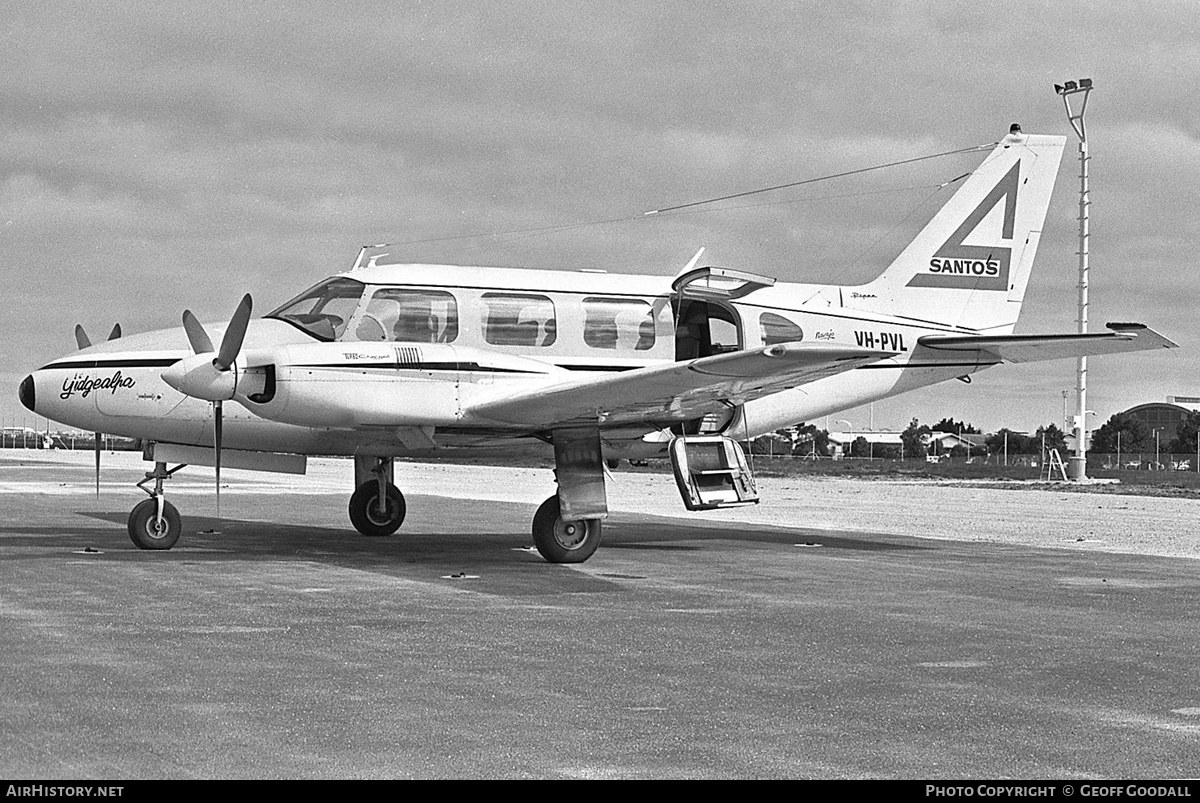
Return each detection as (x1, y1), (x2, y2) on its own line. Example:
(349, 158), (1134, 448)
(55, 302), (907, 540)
(907, 161), (1020, 291)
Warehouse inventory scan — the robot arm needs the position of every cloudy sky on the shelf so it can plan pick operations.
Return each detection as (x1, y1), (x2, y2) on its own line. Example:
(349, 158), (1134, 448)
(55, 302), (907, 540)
(4, 1), (1198, 435)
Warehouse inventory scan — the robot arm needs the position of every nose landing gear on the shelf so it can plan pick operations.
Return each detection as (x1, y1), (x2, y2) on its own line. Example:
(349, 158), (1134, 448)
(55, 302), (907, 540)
(128, 461), (185, 550)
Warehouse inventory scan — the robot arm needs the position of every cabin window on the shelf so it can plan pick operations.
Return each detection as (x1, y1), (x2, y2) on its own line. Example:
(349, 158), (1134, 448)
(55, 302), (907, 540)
(355, 289), (459, 343)
(482, 293), (557, 347)
(266, 277), (366, 342)
(582, 297), (656, 351)
(760, 312), (804, 346)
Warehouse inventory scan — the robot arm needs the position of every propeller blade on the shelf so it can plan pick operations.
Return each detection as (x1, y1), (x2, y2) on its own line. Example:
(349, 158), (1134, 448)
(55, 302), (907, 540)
(182, 310), (214, 355)
(75, 325), (91, 350)
(108, 323), (122, 341)
(214, 400), (223, 517)
(94, 432), (102, 496)
(214, 294), (253, 372)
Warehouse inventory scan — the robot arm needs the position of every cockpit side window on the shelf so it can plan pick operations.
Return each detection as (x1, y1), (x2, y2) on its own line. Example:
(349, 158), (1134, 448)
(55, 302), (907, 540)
(266, 278), (366, 342)
(482, 293), (556, 347)
(353, 288), (459, 343)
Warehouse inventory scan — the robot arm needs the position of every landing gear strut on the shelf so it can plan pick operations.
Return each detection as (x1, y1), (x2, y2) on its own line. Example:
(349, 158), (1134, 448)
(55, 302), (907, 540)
(128, 460), (184, 550)
(531, 426), (607, 564)
(349, 456), (406, 536)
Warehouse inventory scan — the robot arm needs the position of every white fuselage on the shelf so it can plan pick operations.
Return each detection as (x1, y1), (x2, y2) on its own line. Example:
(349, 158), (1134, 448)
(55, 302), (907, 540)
(25, 263), (993, 460)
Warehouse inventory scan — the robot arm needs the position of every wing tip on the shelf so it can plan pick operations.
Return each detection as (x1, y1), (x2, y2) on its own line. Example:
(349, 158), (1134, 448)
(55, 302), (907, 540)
(1105, 322), (1178, 349)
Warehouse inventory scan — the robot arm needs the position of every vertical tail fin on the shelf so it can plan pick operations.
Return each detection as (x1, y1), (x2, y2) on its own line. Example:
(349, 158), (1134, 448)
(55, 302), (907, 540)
(852, 129), (1066, 333)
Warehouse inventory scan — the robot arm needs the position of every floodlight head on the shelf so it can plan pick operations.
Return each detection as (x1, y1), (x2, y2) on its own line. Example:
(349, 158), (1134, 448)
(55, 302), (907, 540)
(1055, 76), (1092, 142)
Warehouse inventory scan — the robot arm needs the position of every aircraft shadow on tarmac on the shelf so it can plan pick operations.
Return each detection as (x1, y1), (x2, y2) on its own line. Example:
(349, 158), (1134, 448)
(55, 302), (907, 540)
(0, 524), (137, 541)
(48, 503), (926, 597)
(0, 490), (934, 598)
(608, 516), (925, 552)
(60, 493), (926, 562)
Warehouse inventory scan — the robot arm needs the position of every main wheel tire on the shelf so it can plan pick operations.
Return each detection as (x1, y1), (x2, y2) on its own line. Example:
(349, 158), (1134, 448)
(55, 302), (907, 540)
(348, 482), (407, 537)
(127, 498), (182, 550)
(531, 495), (602, 564)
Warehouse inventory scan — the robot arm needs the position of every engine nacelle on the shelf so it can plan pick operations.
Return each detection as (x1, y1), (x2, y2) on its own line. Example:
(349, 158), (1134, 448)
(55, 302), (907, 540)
(235, 342), (461, 428)
(161, 353), (238, 402)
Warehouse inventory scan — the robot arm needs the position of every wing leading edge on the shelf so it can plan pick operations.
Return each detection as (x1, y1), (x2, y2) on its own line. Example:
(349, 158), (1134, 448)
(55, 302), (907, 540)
(464, 342), (895, 429)
(918, 323), (1176, 364)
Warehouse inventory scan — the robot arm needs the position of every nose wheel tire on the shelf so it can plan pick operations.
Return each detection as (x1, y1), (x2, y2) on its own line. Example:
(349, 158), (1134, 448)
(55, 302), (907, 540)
(348, 482), (407, 536)
(531, 495), (602, 564)
(128, 499), (182, 550)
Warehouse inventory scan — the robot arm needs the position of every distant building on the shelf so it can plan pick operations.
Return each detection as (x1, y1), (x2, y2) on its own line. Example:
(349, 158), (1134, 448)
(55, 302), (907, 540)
(934, 432), (988, 452)
(1118, 401), (1197, 442)
(825, 430), (983, 457)
(827, 430), (903, 453)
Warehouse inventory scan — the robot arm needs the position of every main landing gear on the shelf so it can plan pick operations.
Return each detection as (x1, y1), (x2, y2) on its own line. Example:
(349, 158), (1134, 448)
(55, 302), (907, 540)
(530, 426), (607, 564)
(532, 494), (602, 563)
(348, 480), (406, 536)
(349, 456), (406, 537)
(127, 461), (184, 550)
(348, 443), (608, 564)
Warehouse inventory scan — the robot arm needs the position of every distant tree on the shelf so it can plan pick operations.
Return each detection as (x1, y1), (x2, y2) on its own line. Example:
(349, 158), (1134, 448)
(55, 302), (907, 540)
(792, 423), (831, 457)
(986, 428), (1012, 453)
(1035, 423), (1068, 457)
(986, 428), (1035, 455)
(931, 417), (980, 435)
(1167, 410), (1200, 454)
(850, 436), (870, 458)
(750, 433), (788, 455)
(901, 417), (931, 459)
(1089, 413), (1153, 454)
(876, 444), (902, 459)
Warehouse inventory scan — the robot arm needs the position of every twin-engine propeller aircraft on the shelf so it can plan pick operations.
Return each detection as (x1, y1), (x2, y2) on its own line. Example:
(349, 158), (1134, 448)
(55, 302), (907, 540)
(19, 126), (1176, 563)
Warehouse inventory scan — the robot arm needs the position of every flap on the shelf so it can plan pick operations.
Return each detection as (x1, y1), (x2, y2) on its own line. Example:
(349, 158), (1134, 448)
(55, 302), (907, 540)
(464, 341), (894, 429)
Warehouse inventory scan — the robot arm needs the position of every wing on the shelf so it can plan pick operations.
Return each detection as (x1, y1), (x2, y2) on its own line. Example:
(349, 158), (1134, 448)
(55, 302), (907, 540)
(464, 342), (893, 428)
(918, 323), (1176, 364)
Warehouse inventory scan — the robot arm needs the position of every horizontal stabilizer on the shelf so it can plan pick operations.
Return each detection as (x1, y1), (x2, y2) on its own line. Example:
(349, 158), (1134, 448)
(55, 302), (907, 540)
(918, 323), (1176, 364)
(466, 342), (895, 429)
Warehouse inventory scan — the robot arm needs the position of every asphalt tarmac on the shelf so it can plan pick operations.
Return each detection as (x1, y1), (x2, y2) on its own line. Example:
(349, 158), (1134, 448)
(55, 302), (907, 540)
(2, 452), (1199, 779)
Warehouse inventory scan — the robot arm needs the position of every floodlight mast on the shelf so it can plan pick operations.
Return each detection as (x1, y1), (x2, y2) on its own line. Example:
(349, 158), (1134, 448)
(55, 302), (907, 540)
(1055, 78), (1093, 481)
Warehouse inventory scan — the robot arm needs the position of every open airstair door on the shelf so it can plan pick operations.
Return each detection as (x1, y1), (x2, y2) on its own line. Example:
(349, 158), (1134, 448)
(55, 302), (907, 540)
(671, 265), (776, 301)
(669, 434), (760, 511)
(671, 266), (773, 363)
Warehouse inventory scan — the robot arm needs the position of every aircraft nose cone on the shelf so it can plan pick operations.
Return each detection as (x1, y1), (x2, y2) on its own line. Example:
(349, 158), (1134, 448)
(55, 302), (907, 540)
(18, 374), (35, 412)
